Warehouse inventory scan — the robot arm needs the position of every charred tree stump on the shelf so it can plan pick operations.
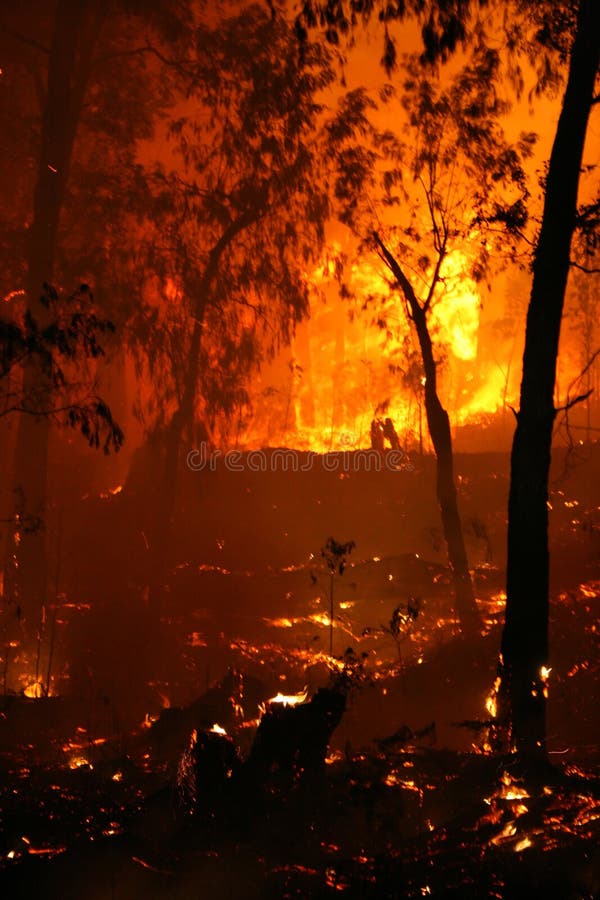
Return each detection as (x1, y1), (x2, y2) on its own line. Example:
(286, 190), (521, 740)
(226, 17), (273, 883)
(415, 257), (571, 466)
(176, 727), (240, 818)
(174, 686), (346, 821)
(244, 687), (346, 785)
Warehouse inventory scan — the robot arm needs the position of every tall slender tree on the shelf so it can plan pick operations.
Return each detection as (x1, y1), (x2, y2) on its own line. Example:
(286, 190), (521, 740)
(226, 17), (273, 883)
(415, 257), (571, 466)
(9, 0), (104, 633)
(499, 0), (600, 764)
(325, 52), (531, 632)
(0, 0), (190, 632)
(299, 0), (600, 765)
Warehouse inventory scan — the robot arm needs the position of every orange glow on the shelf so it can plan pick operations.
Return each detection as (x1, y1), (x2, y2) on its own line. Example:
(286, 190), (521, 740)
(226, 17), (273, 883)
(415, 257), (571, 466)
(237, 240), (528, 452)
(68, 755), (92, 770)
(22, 681), (45, 699)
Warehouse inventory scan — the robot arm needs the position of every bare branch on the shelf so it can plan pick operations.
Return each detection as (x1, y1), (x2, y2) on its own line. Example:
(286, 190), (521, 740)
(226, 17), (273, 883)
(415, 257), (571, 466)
(92, 35), (209, 80)
(570, 260), (600, 274)
(423, 242), (447, 313)
(0, 23), (49, 54)
(372, 231), (422, 317)
(92, 44), (156, 67)
(555, 389), (593, 414)
(565, 347), (600, 398)
(418, 174), (442, 254)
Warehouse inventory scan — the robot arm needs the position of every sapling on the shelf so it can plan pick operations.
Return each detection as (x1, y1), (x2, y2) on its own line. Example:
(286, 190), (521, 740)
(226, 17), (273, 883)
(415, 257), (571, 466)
(388, 596), (420, 665)
(320, 537), (355, 656)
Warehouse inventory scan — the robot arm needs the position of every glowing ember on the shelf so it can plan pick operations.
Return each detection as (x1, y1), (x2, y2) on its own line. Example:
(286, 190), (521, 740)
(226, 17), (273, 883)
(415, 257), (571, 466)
(141, 713), (158, 729)
(513, 836), (533, 852)
(98, 484), (123, 499)
(19, 836), (67, 858)
(325, 750), (344, 765)
(489, 821), (517, 845)
(263, 616), (295, 628)
(68, 755), (92, 770)
(210, 723), (228, 735)
(496, 772), (530, 802)
(22, 681), (45, 699)
(485, 675), (501, 719)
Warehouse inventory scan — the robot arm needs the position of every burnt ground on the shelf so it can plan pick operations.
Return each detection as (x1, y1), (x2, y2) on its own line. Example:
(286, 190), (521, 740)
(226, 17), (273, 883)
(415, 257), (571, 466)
(0, 444), (599, 898)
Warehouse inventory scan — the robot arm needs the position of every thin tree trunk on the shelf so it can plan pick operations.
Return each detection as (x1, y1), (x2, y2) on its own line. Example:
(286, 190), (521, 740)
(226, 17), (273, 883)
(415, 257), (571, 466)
(373, 233), (480, 633)
(150, 207), (267, 596)
(412, 305), (480, 633)
(500, 0), (600, 763)
(12, 0), (95, 634)
(296, 321), (315, 429)
(152, 316), (205, 597)
(330, 317), (345, 442)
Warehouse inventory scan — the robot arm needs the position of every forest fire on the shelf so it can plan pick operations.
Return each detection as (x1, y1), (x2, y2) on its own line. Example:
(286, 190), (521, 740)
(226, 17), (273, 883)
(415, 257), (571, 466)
(1, 0), (600, 897)
(242, 253), (511, 454)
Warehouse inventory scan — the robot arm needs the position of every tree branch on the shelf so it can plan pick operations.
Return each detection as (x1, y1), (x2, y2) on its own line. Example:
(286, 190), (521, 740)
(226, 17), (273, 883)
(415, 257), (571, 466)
(418, 175), (442, 253)
(114, 39), (199, 83)
(423, 241), (447, 312)
(0, 23), (49, 54)
(566, 347), (600, 398)
(570, 260), (600, 274)
(372, 231), (422, 316)
(190, 190), (270, 322)
(555, 389), (593, 414)
(92, 44), (156, 67)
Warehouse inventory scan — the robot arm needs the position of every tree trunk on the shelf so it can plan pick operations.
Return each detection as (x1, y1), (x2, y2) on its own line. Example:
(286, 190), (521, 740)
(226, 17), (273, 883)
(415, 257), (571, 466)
(330, 316), (345, 445)
(296, 320), (315, 429)
(12, 0), (95, 635)
(412, 305), (480, 633)
(150, 209), (266, 597)
(373, 233), (480, 633)
(500, 0), (600, 763)
(152, 316), (206, 598)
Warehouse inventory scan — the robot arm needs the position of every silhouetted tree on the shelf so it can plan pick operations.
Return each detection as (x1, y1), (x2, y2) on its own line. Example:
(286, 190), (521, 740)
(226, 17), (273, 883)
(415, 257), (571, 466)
(296, 0), (479, 69)
(301, 0), (600, 761)
(0, 283), (122, 451)
(321, 537), (355, 655)
(124, 4), (334, 593)
(326, 50), (531, 633)
(500, 0), (600, 764)
(0, 0), (190, 629)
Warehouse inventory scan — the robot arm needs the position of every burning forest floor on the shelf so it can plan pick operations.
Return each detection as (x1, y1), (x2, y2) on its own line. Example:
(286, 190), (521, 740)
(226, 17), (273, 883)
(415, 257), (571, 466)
(1, 446), (600, 897)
